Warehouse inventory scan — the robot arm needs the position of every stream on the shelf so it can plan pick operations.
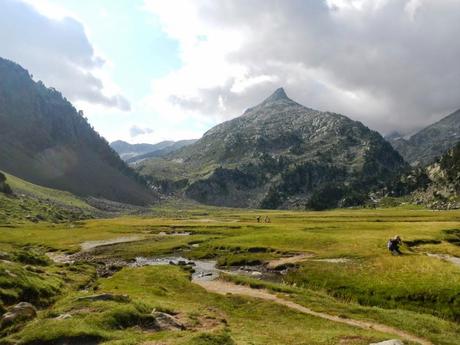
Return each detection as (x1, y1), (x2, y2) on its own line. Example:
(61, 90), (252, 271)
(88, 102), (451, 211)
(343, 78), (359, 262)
(129, 256), (286, 283)
(130, 256), (220, 282)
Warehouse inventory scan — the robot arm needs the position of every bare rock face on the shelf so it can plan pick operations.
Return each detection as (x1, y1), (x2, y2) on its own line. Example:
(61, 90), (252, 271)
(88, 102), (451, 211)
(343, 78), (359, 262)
(0, 302), (37, 329)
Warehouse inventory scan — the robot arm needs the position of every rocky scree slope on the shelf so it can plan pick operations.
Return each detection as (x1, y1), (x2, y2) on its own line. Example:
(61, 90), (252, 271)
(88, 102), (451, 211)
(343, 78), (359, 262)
(138, 88), (407, 209)
(0, 57), (155, 205)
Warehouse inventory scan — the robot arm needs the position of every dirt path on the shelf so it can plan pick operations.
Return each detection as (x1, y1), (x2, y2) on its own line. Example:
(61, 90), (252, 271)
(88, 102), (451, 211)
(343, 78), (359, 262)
(266, 253), (314, 269)
(195, 280), (433, 345)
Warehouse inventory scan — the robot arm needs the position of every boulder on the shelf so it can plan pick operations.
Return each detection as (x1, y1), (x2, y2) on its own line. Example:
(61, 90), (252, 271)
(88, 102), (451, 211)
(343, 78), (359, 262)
(152, 311), (185, 330)
(0, 302), (37, 329)
(370, 340), (404, 345)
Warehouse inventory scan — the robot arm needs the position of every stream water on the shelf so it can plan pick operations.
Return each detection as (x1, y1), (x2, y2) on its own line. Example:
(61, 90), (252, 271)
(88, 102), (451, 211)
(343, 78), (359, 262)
(129, 256), (285, 283)
(129, 256), (220, 282)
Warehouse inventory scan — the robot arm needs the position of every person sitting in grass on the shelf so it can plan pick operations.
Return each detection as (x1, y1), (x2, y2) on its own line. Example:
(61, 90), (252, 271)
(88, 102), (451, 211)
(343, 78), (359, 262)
(387, 235), (402, 255)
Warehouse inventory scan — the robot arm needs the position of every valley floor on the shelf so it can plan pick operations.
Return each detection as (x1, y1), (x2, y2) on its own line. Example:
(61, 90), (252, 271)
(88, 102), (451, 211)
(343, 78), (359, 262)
(1, 206), (459, 344)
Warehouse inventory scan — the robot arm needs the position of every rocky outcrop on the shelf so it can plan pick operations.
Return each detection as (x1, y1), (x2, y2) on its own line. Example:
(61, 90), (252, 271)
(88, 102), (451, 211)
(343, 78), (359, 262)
(151, 311), (185, 330)
(0, 302), (37, 329)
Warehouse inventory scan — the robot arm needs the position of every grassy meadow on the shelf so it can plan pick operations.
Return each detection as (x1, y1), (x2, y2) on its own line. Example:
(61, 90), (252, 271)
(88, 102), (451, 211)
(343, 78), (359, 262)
(1, 205), (459, 344)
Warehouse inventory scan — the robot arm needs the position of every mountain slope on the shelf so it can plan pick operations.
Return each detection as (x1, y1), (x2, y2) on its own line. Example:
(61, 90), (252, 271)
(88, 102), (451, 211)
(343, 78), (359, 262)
(0, 57), (155, 205)
(125, 139), (198, 164)
(111, 139), (197, 163)
(389, 109), (460, 166)
(138, 88), (406, 209)
(110, 140), (174, 160)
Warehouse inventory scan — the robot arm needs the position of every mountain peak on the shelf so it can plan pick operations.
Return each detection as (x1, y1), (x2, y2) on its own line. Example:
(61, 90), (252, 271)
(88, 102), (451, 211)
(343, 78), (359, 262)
(262, 87), (290, 103)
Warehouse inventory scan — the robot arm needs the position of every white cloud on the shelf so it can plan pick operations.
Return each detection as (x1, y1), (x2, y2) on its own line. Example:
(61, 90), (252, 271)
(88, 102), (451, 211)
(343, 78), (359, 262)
(130, 125), (154, 138)
(144, 0), (460, 134)
(0, 0), (130, 111)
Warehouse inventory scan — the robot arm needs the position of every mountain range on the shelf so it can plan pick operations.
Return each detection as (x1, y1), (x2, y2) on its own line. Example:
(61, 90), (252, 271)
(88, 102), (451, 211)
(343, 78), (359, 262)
(388, 109), (460, 166)
(111, 139), (197, 163)
(137, 88), (407, 209)
(0, 57), (154, 205)
(2, 55), (459, 210)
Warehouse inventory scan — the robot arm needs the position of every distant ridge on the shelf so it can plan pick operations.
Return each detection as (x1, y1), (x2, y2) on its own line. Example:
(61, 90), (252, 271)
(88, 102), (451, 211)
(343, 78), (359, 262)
(389, 109), (460, 166)
(111, 139), (198, 163)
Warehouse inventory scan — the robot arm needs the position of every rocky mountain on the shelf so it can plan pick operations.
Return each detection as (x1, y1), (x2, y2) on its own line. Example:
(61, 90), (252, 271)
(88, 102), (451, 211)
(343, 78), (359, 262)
(138, 88), (407, 209)
(0, 57), (155, 205)
(125, 139), (198, 164)
(111, 140), (173, 160)
(388, 109), (460, 166)
(111, 139), (197, 163)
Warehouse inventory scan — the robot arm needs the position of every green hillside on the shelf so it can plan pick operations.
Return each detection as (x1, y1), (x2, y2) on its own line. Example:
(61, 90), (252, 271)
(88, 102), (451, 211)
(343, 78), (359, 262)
(0, 171), (96, 224)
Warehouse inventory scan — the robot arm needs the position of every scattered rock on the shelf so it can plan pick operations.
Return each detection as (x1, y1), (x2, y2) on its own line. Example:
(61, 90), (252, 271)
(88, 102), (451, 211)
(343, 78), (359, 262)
(0, 302), (37, 329)
(152, 311), (185, 330)
(76, 293), (130, 303)
(55, 313), (72, 320)
(370, 340), (404, 345)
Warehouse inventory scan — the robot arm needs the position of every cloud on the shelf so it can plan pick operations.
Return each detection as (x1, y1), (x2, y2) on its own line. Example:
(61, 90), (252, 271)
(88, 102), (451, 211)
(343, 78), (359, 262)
(144, 0), (460, 134)
(0, 0), (130, 111)
(130, 125), (154, 138)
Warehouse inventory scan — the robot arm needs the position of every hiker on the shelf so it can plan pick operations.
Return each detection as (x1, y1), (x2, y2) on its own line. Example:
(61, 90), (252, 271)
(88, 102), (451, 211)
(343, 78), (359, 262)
(387, 235), (402, 255)
(256, 216), (261, 223)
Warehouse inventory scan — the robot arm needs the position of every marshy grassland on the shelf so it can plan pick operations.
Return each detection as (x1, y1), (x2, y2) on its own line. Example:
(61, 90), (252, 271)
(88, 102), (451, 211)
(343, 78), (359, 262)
(1, 206), (459, 344)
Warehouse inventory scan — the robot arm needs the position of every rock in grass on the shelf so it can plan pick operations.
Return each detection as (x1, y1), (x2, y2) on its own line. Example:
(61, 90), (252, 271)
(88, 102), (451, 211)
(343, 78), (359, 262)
(0, 302), (37, 329)
(76, 293), (130, 303)
(55, 313), (72, 320)
(370, 340), (404, 345)
(152, 311), (185, 330)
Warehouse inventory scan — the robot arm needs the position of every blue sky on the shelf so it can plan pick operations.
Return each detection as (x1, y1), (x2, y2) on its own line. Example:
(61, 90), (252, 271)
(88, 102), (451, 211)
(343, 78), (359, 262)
(30, 0), (211, 143)
(1, 0), (460, 144)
